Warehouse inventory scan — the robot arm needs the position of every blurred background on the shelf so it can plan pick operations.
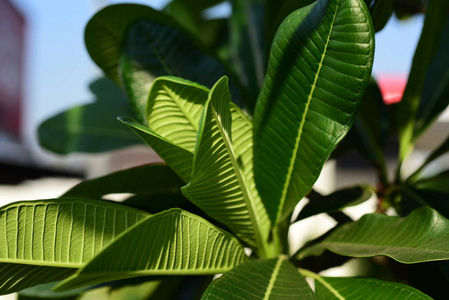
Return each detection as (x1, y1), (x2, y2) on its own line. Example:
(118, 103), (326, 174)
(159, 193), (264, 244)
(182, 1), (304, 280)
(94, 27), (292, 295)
(0, 0), (448, 298)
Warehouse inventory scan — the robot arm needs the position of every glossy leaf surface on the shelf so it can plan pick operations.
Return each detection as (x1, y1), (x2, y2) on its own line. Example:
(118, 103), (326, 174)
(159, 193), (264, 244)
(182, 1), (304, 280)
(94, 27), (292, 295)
(254, 0), (374, 224)
(38, 78), (141, 154)
(311, 275), (432, 299)
(202, 257), (315, 299)
(0, 199), (148, 294)
(298, 207), (449, 263)
(56, 209), (247, 291)
(182, 77), (270, 252)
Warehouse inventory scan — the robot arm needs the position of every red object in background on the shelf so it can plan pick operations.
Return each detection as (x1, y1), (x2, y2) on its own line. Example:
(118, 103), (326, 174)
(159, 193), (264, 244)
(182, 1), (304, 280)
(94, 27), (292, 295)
(0, 0), (25, 139)
(377, 74), (407, 105)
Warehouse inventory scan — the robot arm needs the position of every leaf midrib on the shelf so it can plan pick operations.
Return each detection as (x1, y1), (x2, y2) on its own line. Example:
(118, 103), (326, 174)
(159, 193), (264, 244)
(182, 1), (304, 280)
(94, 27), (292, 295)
(278, 1), (339, 223)
(211, 104), (264, 252)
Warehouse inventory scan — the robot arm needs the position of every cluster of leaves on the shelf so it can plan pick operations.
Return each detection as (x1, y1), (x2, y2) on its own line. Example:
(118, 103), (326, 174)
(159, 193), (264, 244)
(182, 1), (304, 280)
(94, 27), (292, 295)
(1, 0), (449, 299)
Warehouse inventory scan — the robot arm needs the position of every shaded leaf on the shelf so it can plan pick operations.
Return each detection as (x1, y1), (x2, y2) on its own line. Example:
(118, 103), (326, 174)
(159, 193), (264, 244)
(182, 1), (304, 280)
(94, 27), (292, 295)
(56, 209), (247, 291)
(120, 19), (238, 121)
(0, 198), (149, 294)
(397, 0), (449, 160)
(298, 207), (449, 263)
(413, 171), (449, 194)
(182, 77), (270, 253)
(296, 185), (372, 221)
(63, 164), (184, 199)
(18, 281), (89, 299)
(38, 78), (141, 154)
(396, 185), (449, 220)
(202, 256), (315, 299)
(370, 0), (394, 32)
(254, 0), (374, 224)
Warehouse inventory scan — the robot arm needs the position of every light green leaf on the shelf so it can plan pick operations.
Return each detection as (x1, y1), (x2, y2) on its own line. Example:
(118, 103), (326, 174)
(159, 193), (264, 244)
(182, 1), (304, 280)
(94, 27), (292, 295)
(300, 271), (432, 300)
(298, 207), (449, 263)
(118, 117), (194, 183)
(0, 198), (149, 294)
(202, 256), (315, 299)
(397, 0), (449, 161)
(146, 77), (210, 153)
(56, 208), (247, 291)
(254, 0), (374, 224)
(182, 77), (270, 254)
(38, 78), (141, 154)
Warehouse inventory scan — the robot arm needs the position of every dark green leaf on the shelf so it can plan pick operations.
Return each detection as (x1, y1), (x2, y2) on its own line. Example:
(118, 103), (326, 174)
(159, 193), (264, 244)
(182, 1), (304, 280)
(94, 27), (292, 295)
(370, 0), (394, 32)
(18, 281), (89, 299)
(38, 78), (141, 154)
(396, 185), (449, 219)
(298, 207), (449, 263)
(254, 0), (374, 224)
(414, 171), (449, 194)
(305, 274), (432, 299)
(0, 198), (149, 294)
(202, 257), (315, 299)
(120, 19), (239, 121)
(397, 0), (449, 161)
(228, 0), (265, 108)
(56, 209), (247, 291)
(63, 164), (184, 199)
(296, 185), (372, 221)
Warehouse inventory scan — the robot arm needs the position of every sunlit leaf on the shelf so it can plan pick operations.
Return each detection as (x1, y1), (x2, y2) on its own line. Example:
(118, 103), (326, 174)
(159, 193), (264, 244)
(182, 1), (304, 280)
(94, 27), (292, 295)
(254, 0), (374, 224)
(56, 209), (247, 291)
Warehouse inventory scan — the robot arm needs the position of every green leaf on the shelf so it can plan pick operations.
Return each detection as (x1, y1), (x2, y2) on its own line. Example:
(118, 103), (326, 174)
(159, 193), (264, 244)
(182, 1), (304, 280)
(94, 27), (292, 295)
(202, 256), (315, 299)
(182, 77), (270, 253)
(370, 0), (394, 32)
(228, 0), (265, 107)
(298, 207), (449, 263)
(397, 0), (449, 161)
(119, 19), (239, 122)
(0, 198), (149, 294)
(254, 0), (374, 224)
(119, 117), (194, 183)
(414, 19), (449, 139)
(85, 4), (177, 83)
(396, 185), (449, 220)
(38, 78), (141, 154)
(301, 272), (432, 300)
(56, 208), (247, 291)
(63, 164), (184, 199)
(18, 281), (89, 299)
(295, 185), (372, 221)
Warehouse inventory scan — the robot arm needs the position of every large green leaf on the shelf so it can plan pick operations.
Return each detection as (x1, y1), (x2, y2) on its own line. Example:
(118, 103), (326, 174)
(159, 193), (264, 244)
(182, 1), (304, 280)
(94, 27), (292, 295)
(298, 207), (449, 263)
(38, 78), (141, 154)
(202, 256), (315, 299)
(397, 0), (449, 161)
(56, 209), (247, 291)
(254, 0), (374, 224)
(295, 185), (372, 221)
(182, 77), (270, 254)
(300, 271), (432, 299)
(119, 19), (238, 121)
(0, 198), (149, 294)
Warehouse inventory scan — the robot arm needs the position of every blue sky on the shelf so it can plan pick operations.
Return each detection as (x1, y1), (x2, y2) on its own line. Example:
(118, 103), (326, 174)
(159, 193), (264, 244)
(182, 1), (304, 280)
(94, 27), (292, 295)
(9, 0), (423, 150)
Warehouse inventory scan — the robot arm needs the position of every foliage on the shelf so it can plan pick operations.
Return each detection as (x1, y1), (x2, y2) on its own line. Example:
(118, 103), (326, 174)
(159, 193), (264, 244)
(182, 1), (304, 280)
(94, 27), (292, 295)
(3, 0), (449, 298)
